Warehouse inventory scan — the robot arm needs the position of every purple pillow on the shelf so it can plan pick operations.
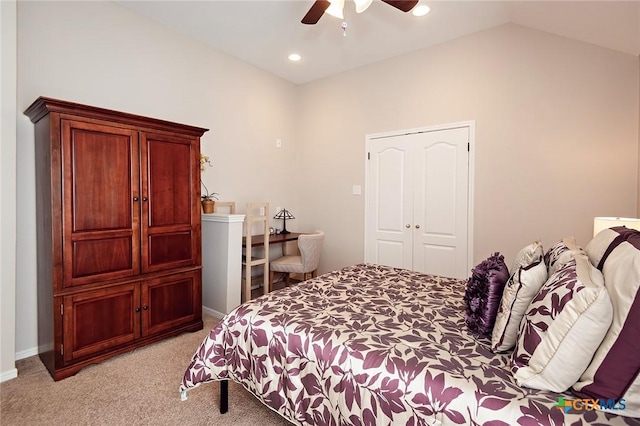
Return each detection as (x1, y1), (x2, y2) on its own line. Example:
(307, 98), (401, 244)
(464, 252), (509, 337)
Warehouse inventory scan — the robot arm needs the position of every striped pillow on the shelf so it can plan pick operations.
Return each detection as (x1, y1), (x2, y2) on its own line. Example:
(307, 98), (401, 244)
(511, 254), (612, 392)
(573, 229), (640, 417)
(585, 226), (638, 270)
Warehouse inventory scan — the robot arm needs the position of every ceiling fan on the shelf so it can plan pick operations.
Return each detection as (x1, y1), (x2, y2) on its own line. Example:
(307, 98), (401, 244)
(302, 0), (419, 25)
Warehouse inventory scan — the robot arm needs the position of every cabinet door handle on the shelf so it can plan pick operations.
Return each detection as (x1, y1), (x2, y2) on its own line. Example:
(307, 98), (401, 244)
(133, 197), (139, 202)
(142, 197), (148, 202)
(142, 305), (149, 310)
(415, 224), (420, 229)
(405, 224), (410, 228)
(135, 307), (141, 313)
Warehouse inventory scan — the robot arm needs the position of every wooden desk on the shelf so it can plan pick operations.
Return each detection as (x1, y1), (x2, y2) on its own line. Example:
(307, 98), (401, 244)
(243, 232), (302, 247)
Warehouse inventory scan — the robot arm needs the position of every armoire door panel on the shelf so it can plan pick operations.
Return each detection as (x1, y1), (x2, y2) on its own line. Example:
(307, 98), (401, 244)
(72, 237), (132, 278)
(140, 132), (199, 272)
(63, 284), (141, 362)
(64, 121), (136, 232)
(142, 271), (201, 337)
(147, 232), (193, 267)
(143, 134), (193, 227)
(62, 119), (141, 285)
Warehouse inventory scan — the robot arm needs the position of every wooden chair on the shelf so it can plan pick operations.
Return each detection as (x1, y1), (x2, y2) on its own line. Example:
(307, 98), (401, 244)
(269, 231), (324, 289)
(241, 203), (269, 302)
(214, 201), (236, 214)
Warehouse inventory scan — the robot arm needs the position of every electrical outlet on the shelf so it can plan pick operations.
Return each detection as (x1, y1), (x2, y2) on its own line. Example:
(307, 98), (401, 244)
(276, 139), (282, 148)
(352, 185), (362, 196)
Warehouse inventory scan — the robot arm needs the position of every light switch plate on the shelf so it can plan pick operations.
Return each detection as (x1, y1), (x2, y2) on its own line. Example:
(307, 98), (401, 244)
(352, 185), (362, 196)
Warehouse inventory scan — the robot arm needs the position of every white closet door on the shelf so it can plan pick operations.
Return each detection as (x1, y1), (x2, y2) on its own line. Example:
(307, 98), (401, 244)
(365, 139), (413, 270)
(365, 125), (470, 279)
(411, 127), (469, 279)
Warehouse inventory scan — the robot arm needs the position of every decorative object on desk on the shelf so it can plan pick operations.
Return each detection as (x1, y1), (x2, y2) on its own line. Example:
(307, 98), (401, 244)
(200, 152), (218, 214)
(273, 208), (295, 234)
(200, 153), (212, 171)
(200, 181), (219, 214)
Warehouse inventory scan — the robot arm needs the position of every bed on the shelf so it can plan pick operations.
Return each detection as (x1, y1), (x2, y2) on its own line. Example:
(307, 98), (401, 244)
(180, 263), (640, 425)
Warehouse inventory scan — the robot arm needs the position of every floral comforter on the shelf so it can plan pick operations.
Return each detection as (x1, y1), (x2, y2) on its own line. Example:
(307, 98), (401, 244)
(180, 264), (639, 425)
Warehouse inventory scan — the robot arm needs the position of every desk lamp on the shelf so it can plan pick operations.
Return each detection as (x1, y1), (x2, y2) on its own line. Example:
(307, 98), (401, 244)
(274, 208), (295, 234)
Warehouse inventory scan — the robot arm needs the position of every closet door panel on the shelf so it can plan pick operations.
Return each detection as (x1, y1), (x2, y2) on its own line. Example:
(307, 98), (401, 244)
(366, 125), (470, 279)
(364, 140), (413, 270)
(412, 127), (469, 279)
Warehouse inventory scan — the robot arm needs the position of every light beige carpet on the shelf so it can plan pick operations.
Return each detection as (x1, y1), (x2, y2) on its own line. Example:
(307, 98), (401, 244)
(0, 315), (293, 426)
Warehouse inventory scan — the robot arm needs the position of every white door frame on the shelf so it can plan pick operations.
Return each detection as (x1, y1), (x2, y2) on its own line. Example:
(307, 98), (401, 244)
(364, 121), (475, 276)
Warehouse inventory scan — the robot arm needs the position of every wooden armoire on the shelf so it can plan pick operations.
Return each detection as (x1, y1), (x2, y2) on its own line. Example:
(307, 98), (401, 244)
(24, 97), (208, 380)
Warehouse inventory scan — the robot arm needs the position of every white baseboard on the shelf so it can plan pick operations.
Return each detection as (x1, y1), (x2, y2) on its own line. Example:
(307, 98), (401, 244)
(202, 305), (224, 319)
(10, 312), (220, 370)
(15, 347), (38, 360)
(0, 367), (18, 383)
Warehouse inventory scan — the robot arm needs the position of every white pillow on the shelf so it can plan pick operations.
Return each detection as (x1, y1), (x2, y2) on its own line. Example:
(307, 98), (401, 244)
(573, 231), (640, 417)
(544, 236), (584, 277)
(510, 241), (543, 274)
(585, 226), (636, 269)
(491, 259), (547, 353)
(511, 254), (612, 392)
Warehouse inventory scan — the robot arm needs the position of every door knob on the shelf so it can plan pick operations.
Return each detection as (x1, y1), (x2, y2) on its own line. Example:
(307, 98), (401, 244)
(415, 224), (420, 229)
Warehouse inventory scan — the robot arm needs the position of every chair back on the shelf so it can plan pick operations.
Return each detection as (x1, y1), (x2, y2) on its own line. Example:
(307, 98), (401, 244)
(298, 231), (324, 273)
(214, 201), (236, 214)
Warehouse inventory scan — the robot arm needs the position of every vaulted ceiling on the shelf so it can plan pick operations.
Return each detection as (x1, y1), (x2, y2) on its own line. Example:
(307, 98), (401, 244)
(116, 1), (640, 84)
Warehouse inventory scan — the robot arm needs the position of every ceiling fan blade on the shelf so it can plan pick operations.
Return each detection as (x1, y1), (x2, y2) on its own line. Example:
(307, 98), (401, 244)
(302, 0), (331, 25)
(381, 0), (419, 13)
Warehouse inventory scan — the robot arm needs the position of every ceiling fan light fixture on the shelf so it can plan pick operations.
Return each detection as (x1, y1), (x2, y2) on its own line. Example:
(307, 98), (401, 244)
(354, 0), (373, 13)
(412, 4), (431, 17)
(325, 0), (345, 19)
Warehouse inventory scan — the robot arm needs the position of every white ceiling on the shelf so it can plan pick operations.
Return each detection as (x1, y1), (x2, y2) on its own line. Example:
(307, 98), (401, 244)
(116, 0), (640, 85)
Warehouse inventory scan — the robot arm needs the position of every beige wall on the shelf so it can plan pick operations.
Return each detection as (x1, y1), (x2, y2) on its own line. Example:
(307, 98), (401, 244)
(296, 24), (639, 273)
(14, 1), (298, 358)
(5, 2), (640, 377)
(1, 0), (18, 381)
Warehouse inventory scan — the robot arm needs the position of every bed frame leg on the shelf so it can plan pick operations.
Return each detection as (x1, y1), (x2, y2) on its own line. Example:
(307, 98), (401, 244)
(219, 380), (229, 414)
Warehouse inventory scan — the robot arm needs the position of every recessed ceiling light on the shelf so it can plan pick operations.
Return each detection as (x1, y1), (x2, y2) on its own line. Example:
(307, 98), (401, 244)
(412, 5), (431, 17)
(288, 53), (302, 62)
